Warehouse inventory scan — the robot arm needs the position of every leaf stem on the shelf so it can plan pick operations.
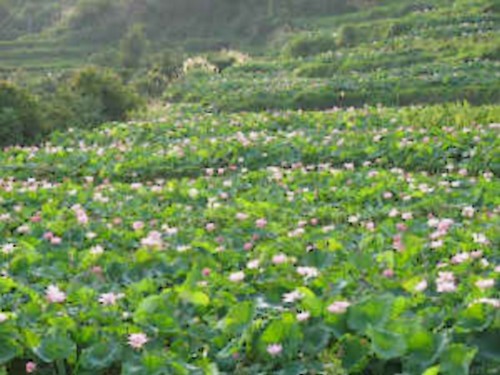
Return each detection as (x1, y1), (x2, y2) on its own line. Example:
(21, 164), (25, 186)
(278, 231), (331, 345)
(56, 360), (67, 375)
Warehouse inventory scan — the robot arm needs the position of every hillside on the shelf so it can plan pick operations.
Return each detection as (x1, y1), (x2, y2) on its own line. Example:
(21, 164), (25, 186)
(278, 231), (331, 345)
(0, 0), (499, 374)
(165, 0), (500, 110)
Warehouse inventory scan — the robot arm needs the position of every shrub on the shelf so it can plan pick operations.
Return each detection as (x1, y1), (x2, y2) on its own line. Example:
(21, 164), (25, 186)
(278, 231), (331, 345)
(0, 81), (43, 146)
(208, 50), (250, 72)
(283, 34), (337, 58)
(49, 67), (143, 127)
(387, 22), (412, 38)
(182, 56), (218, 75)
(132, 68), (171, 98)
(294, 62), (338, 78)
(337, 25), (358, 47)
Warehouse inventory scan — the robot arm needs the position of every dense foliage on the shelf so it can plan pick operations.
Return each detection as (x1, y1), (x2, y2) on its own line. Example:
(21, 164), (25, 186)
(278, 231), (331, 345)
(0, 104), (499, 374)
(0, 0), (499, 374)
(0, 81), (42, 146)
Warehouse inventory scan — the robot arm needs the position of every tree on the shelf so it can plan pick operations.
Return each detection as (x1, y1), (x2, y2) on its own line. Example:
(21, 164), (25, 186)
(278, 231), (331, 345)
(120, 23), (147, 70)
(0, 81), (43, 146)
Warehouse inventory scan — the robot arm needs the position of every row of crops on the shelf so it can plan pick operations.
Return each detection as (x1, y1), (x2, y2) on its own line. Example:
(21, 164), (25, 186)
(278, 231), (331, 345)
(0, 104), (498, 374)
(165, 1), (499, 111)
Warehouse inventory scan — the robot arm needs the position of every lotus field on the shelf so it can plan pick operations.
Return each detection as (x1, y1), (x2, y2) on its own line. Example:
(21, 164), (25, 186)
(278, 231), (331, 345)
(0, 104), (499, 374)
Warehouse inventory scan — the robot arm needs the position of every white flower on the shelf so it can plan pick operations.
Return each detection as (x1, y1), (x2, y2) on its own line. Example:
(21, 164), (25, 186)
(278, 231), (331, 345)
(475, 279), (495, 290)
(229, 271), (245, 282)
(99, 292), (125, 306)
(90, 245), (104, 256)
(296, 311), (311, 322)
(282, 290), (303, 304)
(1, 243), (15, 254)
(414, 280), (428, 292)
(297, 266), (319, 280)
(247, 259), (260, 269)
(471, 298), (500, 309)
(472, 233), (489, 245)
(462, 206), (475, 218)
(327, 301), (351, 314)
(188, 188), (199, 198)
(401, 212), (413, 220)
(0, 312), (8, 323)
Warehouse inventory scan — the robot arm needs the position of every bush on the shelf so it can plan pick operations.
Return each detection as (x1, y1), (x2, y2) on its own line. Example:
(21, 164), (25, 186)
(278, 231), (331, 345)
(48, 67), (143, 131)
(283, 34), (337, 58)
(208, 50), (250, 72)
(0, 81), (43, 146)
(294, 62), (338, 78)
(132, 68), (171, 98)
(337, 25), (358, 47)
(387, 22), (412, 38)
(182, 56), (218, 75)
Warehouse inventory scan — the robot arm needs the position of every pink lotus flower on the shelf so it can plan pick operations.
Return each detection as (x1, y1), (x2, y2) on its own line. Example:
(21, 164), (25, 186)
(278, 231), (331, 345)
(26, 361), (37, 373)
(272, 253), (288, 265)
(206, 222), (216, 232)
(99, 292), (124, 306)
(73, 205), (89, 225)
(46, 285), (66, 303)
(296, 311), (311, 322)
(396, 223), (407, 232)
(365, 221), (375, 231)
(267, 343), (283, 357)
(243, 242), (253, 251)
(30, 215), (41, 223)
(451, 252), (470, 264)
(282, 290), (303, 303)
(50, 236), (62, 245)
(436, 272), (456, 293)
(327, 301), (351, 314)
(202, 268), (211, 277)
(132, 221), (145, 231)
(297, 266), (319, 279)
(255, 218), (267, 228)
(392, 234), (404, 252)
(383, 269), (394, 278)
(128, 333), (148, 349)
(43, 232), (54, 240)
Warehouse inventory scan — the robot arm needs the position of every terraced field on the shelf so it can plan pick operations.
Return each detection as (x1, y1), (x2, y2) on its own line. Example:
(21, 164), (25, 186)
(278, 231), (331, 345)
(0, 104), (499, 374)
(166, 0), (500, 110)
(1, 0), (499, 374)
